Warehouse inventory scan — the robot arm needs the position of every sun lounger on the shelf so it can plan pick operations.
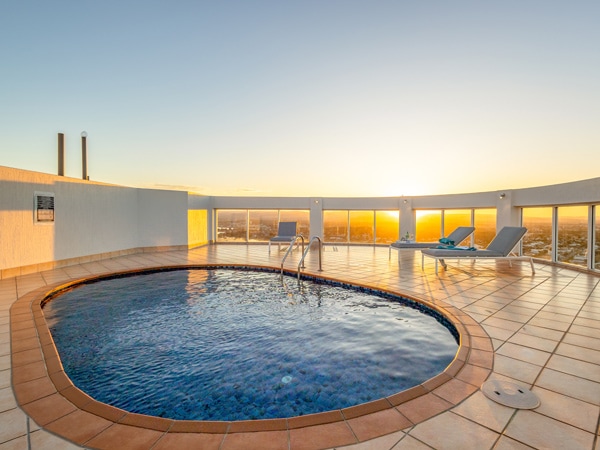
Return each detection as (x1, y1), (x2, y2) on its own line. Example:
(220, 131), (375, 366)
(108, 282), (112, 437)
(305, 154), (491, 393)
(389, 226), (475, 259)
(421, 226), (534, 274)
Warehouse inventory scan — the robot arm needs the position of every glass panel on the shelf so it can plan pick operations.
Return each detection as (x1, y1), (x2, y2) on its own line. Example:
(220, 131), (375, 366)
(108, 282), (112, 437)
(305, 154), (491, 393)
(248, 210), (278, 242)
(473, 209), (496, 248)
(443, 209), (472, 245)
(522, 207), (553, 260)
(323, 210), (348, 243)
(349, 211), (374, 244)
(557, 205), (588, 267)
(416, 210), (441, 242)
(595, 206), (600, 270)
(216, 210), (247, 242)
(279, 210), (310, 238)
(375, 210), (399, 244)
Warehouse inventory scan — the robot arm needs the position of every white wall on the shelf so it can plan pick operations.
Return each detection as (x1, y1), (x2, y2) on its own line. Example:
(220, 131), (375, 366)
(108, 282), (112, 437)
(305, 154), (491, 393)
(512, 178), (600, 206)
(0, 166), (190, 273)
(205, 177), (600, 241)
(137, 189), (188, 248)
(0, 167), (58, 270)
(53, 180), (140, 260)
(2, 163), (599, 274)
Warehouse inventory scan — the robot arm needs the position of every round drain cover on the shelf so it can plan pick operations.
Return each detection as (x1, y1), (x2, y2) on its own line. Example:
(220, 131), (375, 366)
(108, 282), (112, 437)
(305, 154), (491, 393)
(481, 380), (540, 409)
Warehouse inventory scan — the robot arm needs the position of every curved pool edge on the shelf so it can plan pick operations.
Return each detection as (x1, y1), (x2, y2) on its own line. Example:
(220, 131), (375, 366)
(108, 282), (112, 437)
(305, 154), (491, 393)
(10, 264), (494, 449)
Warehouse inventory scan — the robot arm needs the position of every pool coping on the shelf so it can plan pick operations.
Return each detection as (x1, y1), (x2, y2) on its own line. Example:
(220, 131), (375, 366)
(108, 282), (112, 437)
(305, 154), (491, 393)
(10, 264), (493, 449)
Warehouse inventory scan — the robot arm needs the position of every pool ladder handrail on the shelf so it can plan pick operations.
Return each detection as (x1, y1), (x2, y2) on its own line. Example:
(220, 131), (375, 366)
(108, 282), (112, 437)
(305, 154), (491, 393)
(297, 236), (323, 280)
(280, 234), (305, 274)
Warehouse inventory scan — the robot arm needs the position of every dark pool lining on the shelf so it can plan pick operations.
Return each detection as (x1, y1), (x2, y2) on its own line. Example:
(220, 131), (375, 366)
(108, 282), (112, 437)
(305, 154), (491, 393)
(42, 265), (460, 345)
(43, 266), (460, 421)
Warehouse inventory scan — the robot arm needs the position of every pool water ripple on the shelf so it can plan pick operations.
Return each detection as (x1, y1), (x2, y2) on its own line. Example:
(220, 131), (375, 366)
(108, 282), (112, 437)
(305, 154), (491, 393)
(44, 269), (458, 421)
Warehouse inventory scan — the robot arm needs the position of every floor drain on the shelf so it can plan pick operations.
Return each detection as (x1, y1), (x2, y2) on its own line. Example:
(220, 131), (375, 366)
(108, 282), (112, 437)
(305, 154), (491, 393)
(481, 380), (540, 409)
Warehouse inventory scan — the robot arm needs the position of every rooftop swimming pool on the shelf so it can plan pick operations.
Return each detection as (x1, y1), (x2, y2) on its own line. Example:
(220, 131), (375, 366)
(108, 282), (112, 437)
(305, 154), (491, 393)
(43, 268), (459, 421)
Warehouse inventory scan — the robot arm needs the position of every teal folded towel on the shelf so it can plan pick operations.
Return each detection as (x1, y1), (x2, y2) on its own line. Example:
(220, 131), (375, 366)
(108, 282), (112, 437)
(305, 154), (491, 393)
(438, 238), (455, 245)
(436, 245), (476, 251)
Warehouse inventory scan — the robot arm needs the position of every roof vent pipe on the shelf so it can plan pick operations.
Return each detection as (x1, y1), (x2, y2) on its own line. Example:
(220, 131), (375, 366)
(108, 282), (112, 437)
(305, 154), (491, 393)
(81, 131), (88, 180)
(58, 133), (65, 176)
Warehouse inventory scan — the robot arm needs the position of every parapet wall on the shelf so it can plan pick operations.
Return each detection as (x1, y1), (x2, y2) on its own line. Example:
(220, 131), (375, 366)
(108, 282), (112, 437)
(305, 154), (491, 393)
(0, 166), (193, 278)
(2, 164), (599, 278)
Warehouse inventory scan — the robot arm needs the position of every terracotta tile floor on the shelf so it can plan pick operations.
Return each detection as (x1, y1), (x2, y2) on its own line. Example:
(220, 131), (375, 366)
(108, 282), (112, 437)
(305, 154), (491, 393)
(1, 245), (599, 449)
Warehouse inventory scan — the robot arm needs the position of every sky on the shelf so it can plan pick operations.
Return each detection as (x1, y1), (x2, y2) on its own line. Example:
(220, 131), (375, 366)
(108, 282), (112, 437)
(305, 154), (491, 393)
(1, 1), (599, 197)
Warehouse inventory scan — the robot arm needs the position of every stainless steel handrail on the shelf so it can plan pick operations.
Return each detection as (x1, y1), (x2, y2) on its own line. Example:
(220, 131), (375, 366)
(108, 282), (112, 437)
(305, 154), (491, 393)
(280, 235), (305, 274)
(297, 236), (323, 280)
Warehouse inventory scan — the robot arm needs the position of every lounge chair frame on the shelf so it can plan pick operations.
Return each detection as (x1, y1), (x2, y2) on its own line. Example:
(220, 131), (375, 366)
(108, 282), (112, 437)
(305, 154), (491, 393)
(421, 226), (535, 274)
(389, 226), (475, 259)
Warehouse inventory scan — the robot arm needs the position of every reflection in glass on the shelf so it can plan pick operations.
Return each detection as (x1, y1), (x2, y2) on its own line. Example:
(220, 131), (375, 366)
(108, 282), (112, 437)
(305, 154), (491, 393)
(557, 205), (588, 267)
(416, 210), (441, 242)
(522, 207), (553, 260)
(444, 210), (471, 237)
(248, 210), (278, 242)
(280, 210), (310, 238)
(473, 209), (496, 248)
(324, 210), (399, 244)
(349, 211), (374, 244)
(595, 206), (600, 270)
(216, 210), (248, 242)
(375, 211), (399, 244)
(217, 209), (310, 243)
(444, 209), (472, 246)
(323, 211), (348, 243)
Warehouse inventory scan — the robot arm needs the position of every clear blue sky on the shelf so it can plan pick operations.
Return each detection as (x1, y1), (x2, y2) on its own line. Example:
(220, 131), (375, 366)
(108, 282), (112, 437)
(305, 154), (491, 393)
(1, 1), (599, 197)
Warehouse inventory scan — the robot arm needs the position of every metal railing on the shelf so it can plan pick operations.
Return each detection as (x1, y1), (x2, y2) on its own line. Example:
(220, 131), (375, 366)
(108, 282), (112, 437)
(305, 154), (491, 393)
(297, 236), (323, 280)
(280, 235), (305, 274)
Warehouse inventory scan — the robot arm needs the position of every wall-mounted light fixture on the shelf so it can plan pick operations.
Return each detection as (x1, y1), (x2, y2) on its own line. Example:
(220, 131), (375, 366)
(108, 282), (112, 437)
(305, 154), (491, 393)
(403, 199), (408, 204)
(499, 193), (506, 199)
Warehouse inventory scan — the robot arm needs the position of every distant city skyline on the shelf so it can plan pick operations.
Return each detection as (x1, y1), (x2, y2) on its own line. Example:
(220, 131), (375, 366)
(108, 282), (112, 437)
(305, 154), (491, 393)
(1, 1), (599, 197)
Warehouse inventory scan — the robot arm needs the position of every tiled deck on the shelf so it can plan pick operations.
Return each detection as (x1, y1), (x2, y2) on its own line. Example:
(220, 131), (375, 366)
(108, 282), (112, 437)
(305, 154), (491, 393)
(1, 245), (599, 449)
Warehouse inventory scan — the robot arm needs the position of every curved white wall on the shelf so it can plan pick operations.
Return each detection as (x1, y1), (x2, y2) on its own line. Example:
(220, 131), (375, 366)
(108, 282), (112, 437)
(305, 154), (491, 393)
(206, 177), (600, 241)
(1, 164), (598, 277)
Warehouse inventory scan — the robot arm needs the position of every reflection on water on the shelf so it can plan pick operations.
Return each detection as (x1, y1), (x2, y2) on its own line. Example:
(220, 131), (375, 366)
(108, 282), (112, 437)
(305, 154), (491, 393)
(44, 269), (458, 421)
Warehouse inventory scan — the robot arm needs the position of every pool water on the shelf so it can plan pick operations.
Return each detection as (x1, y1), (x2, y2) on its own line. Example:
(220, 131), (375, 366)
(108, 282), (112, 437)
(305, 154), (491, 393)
(44, 269), (458, 421)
